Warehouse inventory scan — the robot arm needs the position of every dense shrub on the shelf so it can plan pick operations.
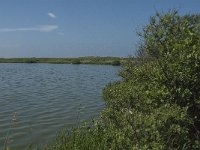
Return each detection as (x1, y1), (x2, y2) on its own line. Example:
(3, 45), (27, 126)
(24, 58), (38, 63)
(103, 10), (200, 149)
(71, 59), (81, 64)
(111, 60), (121, 66)
(44, 11), (200, 150)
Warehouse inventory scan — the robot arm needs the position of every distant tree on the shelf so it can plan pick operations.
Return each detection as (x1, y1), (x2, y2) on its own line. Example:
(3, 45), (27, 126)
(71, 59), (81, 64)
(111, 60), (121, 66)
(24, 58), (37, 63)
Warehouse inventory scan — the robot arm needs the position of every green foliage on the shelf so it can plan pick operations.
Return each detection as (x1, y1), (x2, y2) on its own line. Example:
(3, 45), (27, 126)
(44, 10), (200, 149)
(138, 10), (200, 59)
(71, 59), (81, 64)
(111, 60), (121, 66)
(43, 121), (112, 150)
(0, 57), (128, 65)
(24, 58), (38, 63)
(102, 10), (200, 149)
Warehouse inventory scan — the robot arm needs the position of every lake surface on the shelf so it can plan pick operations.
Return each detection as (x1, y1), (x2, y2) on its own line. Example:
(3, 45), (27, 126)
(0, 64), (120, 150)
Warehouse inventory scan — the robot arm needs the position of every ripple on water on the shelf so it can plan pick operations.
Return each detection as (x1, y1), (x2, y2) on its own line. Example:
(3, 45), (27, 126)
(0, 64), (120, 150)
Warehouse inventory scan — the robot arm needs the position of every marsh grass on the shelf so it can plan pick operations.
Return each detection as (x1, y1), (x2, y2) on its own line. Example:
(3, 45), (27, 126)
(42, 121), (107, 150)
(3, 112), (18, 150)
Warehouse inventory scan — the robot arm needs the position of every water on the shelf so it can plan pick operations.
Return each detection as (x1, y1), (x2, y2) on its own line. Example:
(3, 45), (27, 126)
(0, 63), (120, 150)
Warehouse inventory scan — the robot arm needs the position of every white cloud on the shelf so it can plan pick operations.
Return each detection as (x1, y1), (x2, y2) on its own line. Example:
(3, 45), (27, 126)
(47, 12), (56, 18)
(37, 25), (58, 32)
(0, 25), (58, 32)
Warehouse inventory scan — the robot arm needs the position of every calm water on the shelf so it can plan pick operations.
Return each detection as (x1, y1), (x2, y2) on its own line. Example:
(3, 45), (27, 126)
(0, 64), (120, 150)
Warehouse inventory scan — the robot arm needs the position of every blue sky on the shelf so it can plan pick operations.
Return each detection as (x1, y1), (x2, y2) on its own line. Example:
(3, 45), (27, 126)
(0, 0), (199, 58)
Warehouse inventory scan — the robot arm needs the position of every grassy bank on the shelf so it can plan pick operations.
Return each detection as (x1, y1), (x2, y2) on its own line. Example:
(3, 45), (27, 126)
(0, 56), (130, 66)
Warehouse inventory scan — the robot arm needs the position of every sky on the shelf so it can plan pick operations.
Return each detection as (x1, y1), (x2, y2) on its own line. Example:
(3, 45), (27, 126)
(0, 0), (199, 58)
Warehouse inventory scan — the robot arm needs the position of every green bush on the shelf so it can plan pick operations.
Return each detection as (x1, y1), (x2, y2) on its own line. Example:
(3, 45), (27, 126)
(71, 59), (81, 64)
(111, 60), (121, 66)
(102, 10), (200, 149)
(24, 58), (38, 63)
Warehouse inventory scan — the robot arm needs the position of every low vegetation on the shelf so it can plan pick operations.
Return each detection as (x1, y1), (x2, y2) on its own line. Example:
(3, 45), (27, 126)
(111, 60), (121, 66)
(71, 59), (81, 64)
(0, 56), (127, 65)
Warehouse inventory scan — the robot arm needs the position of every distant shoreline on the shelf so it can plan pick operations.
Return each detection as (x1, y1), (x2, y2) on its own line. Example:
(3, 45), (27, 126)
(0, 56), (128, 66)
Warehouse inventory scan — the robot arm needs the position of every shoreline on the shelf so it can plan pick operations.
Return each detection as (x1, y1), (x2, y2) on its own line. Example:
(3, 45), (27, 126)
(0, 57), (128, 65)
